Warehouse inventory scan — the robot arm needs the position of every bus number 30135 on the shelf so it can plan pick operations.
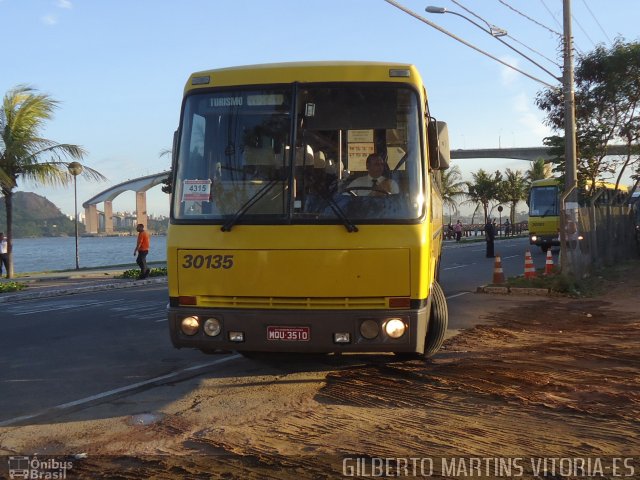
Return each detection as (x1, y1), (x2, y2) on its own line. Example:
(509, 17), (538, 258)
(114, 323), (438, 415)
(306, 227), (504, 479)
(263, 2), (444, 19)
(182, 254), (234, 269)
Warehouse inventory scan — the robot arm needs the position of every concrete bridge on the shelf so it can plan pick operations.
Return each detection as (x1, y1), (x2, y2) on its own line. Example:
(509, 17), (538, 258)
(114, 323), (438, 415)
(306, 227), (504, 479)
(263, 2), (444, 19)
(450, 144), (628, 161)
(82, 171), (169, 234)
(81, 145), (630, 234)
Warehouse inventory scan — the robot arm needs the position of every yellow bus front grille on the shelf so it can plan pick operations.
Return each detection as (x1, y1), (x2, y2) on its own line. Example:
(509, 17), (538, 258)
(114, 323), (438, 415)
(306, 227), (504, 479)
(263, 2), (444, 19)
(196, 296), (389, 309)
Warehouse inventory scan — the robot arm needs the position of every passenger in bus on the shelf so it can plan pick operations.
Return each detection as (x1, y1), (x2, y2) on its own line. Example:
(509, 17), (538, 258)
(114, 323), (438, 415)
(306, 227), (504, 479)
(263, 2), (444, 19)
(346, 153), (399, 196)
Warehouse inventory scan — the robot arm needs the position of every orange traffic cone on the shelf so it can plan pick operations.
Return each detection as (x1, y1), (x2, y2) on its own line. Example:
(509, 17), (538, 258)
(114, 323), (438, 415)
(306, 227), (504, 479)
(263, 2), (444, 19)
(544, 249), (554, 275)
(493, 254), (505, 284)
(524, 250), (536, 279)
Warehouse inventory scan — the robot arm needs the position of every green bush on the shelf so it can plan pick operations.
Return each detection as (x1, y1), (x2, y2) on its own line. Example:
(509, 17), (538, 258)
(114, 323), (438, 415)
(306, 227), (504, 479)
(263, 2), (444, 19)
(117, 267), (167, 279)
(500, 259), (640, 297)
(0, 281), (27, 293)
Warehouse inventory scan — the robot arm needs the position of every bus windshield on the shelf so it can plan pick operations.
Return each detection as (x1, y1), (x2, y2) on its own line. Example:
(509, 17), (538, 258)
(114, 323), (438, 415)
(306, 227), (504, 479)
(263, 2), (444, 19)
(529, 185), (559, 217)
(173, 84), (424, 224)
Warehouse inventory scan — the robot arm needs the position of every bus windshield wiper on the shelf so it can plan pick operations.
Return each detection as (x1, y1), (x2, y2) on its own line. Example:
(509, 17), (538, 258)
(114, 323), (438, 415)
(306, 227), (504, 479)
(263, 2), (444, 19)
(221, 179), (280, 232)
(321, 191), (358, 233)
(541, 205), (556, 217)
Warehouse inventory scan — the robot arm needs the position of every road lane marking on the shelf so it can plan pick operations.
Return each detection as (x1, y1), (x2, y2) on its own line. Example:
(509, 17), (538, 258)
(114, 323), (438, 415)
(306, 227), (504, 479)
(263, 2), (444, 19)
(154, 318), (167, 323)
(442, 264), (467, 271)
(0, 354), (241, 427)
(446, 292), (470, 299)
(502, 255), (520, 259)
(11, 299), (122, 316)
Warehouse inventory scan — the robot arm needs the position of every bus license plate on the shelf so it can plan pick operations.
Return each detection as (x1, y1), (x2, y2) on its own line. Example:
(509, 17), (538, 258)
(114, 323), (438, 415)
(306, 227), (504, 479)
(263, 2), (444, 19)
(267, 326), (310, 341)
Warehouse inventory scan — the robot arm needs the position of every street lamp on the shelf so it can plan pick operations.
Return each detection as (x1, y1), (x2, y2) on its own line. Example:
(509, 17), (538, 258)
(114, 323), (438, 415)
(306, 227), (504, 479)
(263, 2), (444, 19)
(67, 161), (83, 270)
(425, 5), (559, 81)
(426, 6), (506, 37)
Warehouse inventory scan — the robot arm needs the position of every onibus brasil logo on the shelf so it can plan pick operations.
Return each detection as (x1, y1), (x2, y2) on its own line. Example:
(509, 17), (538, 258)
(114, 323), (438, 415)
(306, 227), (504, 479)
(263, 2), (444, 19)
(8, 456), (73, 479)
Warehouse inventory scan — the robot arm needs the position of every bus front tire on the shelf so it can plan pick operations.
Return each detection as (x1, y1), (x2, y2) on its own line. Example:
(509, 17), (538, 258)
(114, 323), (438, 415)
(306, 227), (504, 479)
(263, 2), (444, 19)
(423, 280), (448, 357)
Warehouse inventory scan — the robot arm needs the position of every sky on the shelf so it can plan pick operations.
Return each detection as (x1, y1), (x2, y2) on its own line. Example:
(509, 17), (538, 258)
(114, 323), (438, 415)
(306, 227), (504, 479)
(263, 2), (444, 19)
(2, 0), (639, 218)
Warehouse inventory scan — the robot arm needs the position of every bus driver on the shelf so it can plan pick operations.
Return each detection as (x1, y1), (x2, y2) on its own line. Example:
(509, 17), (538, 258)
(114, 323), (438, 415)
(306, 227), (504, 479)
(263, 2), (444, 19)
(346, 153), (399, 197)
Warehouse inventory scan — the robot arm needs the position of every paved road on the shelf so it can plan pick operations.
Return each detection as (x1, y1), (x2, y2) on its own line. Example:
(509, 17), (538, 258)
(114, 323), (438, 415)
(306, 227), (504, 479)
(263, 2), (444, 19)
(440, 236), (554, 295)
(0, 284), (207, 423)
(0, 239), (552, 425)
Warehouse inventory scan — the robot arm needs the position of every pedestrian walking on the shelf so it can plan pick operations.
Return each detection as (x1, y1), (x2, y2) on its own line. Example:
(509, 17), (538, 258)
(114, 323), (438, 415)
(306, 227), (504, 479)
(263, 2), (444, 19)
(133, 223), (151, 279)
(504, 218), (511, 237)
(485, 218), (495, 258)
(0, 232), (9, 278)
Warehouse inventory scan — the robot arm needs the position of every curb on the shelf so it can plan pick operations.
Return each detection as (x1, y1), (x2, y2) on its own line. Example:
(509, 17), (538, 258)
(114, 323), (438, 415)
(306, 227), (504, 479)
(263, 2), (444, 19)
(0, 277), (167, 304)
(476, 285), (550, 296)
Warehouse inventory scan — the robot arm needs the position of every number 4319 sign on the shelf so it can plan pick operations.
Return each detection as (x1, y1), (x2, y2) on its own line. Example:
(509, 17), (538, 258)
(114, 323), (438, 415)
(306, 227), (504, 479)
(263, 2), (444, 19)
(182, 179), (212, 201)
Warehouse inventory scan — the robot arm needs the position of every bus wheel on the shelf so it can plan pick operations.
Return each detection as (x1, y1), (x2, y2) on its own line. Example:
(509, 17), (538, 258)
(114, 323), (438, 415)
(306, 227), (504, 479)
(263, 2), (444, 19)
(423, 280), (448, 357)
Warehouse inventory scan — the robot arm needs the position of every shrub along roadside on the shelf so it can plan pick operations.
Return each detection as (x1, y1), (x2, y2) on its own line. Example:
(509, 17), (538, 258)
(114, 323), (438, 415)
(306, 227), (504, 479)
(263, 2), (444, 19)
(0, 281), (27, 293)
(117, 267), (168, 279)
(498, 259), (640, 297)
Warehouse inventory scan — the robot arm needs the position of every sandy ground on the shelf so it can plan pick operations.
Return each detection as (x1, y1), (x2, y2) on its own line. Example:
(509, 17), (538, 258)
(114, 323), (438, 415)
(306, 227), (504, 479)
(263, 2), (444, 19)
(1, 267), (639, 479)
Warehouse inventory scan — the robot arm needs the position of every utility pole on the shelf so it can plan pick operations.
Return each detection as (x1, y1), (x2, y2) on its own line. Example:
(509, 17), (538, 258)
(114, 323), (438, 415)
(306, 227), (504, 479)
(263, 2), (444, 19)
(561, 0), (578, 274)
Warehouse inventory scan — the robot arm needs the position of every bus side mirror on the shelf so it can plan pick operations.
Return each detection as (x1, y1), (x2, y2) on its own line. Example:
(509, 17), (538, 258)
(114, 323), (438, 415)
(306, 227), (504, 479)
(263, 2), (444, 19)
(428, 119), (450, 170)
(172, 130), (179, 167)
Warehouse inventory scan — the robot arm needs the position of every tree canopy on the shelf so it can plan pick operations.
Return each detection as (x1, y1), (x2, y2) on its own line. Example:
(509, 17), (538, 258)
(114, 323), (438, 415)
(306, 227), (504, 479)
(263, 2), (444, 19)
(536, 38), (640, 200)
(0, 85), (105, 277)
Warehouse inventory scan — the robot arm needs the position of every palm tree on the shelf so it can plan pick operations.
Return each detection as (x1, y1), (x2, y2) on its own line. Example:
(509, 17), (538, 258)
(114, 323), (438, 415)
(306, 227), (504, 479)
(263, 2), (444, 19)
(440, 165), (466, 222)
(0, 85), (106, 278)
(499, 168), (528, 224)
(525, 158), (551, 184)
(465, 169), (502, 224)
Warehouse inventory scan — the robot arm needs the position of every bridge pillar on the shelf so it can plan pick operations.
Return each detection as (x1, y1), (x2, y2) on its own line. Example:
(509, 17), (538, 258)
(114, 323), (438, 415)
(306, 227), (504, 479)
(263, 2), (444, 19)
(84, 204), (99, 235)
(103, 200), (114, 234)
(136, 191), (147, 227)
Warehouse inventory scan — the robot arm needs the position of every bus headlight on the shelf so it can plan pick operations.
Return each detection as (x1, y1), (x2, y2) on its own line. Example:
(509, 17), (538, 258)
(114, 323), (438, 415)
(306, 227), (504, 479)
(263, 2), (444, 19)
(531, 235), (538, 242)
(181, 316), (200, 336)
(384, 318), (406, 339)
(360, 319), (380, 339)
(203, 318), (222, 337)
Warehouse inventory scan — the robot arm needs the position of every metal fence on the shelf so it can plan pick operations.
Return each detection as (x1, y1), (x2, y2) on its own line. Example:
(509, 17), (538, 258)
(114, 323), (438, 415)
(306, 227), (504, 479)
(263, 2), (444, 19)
(561, 205), (637, 277)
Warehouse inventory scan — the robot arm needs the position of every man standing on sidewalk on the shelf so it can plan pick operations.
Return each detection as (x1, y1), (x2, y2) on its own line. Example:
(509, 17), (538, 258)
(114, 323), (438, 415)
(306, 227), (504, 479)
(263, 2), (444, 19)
(0, 232), (8, 278)
(485, 218), (495, 258)
(133, 224), (150, 279)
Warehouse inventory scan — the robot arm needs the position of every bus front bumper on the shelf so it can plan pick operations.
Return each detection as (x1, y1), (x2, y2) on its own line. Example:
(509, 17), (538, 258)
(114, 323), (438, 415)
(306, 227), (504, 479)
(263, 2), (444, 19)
(168, 306), (429, 354)
(529, 234), (560, 247)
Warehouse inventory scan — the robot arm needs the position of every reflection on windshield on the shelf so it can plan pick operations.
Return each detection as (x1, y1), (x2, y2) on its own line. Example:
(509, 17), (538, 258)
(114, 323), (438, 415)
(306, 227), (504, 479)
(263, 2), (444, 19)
(529, 186), (559, 217)
(173, 84), (424, 224)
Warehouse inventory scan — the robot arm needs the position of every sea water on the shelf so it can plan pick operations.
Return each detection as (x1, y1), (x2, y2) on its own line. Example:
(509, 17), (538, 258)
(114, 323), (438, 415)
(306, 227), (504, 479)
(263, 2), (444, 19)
(7, 235), (167, 274)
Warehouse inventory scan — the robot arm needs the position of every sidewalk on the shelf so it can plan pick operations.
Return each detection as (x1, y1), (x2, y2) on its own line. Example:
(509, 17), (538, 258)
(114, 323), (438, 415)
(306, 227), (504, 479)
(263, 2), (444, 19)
(0, 262), (167, 304)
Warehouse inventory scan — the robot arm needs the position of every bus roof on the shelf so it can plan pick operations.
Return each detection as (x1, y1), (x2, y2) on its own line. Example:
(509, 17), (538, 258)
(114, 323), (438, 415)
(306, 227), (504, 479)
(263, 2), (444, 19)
(185, 61), (425, 93)
(530, 177), (630, 192)
(530, 177), (559, 187)
(585, 180), (629, 192)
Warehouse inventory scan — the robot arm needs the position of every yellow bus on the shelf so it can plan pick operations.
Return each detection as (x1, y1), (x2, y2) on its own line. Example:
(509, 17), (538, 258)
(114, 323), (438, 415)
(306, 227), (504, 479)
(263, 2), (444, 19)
(167, 62), (451, 358)
(528, 178), (629, 252)
(528, 178), (560, 252)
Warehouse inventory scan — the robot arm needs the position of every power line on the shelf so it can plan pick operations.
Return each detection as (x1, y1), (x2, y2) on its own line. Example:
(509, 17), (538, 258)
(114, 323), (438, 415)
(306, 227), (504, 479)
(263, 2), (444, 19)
(580, 0), (611, 43)
(383, 0), (556, 88)
(572, 12), (597, 48)
(498, 0), (562, 38)
(451, 0), (562, 68)
(504, 32), (562, 68)
(538, 0), (585, 56)
(538, 0), (563, 31)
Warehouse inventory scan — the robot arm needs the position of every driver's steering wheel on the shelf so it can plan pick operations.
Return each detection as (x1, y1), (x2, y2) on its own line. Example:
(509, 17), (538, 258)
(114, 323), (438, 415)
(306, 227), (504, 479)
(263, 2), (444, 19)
(343, 186), (391, 197)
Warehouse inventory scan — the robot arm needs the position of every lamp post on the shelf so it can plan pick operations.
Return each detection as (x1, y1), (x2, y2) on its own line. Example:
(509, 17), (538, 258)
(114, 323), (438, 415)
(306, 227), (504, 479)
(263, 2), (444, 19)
(425, 5), (559, 81)
(67, 162), (83, 270)
(426, 6), (506, 37)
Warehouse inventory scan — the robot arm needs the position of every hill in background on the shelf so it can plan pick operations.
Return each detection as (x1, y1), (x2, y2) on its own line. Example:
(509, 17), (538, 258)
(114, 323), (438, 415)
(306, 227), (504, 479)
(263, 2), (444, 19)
(0, 191), (80, 238)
